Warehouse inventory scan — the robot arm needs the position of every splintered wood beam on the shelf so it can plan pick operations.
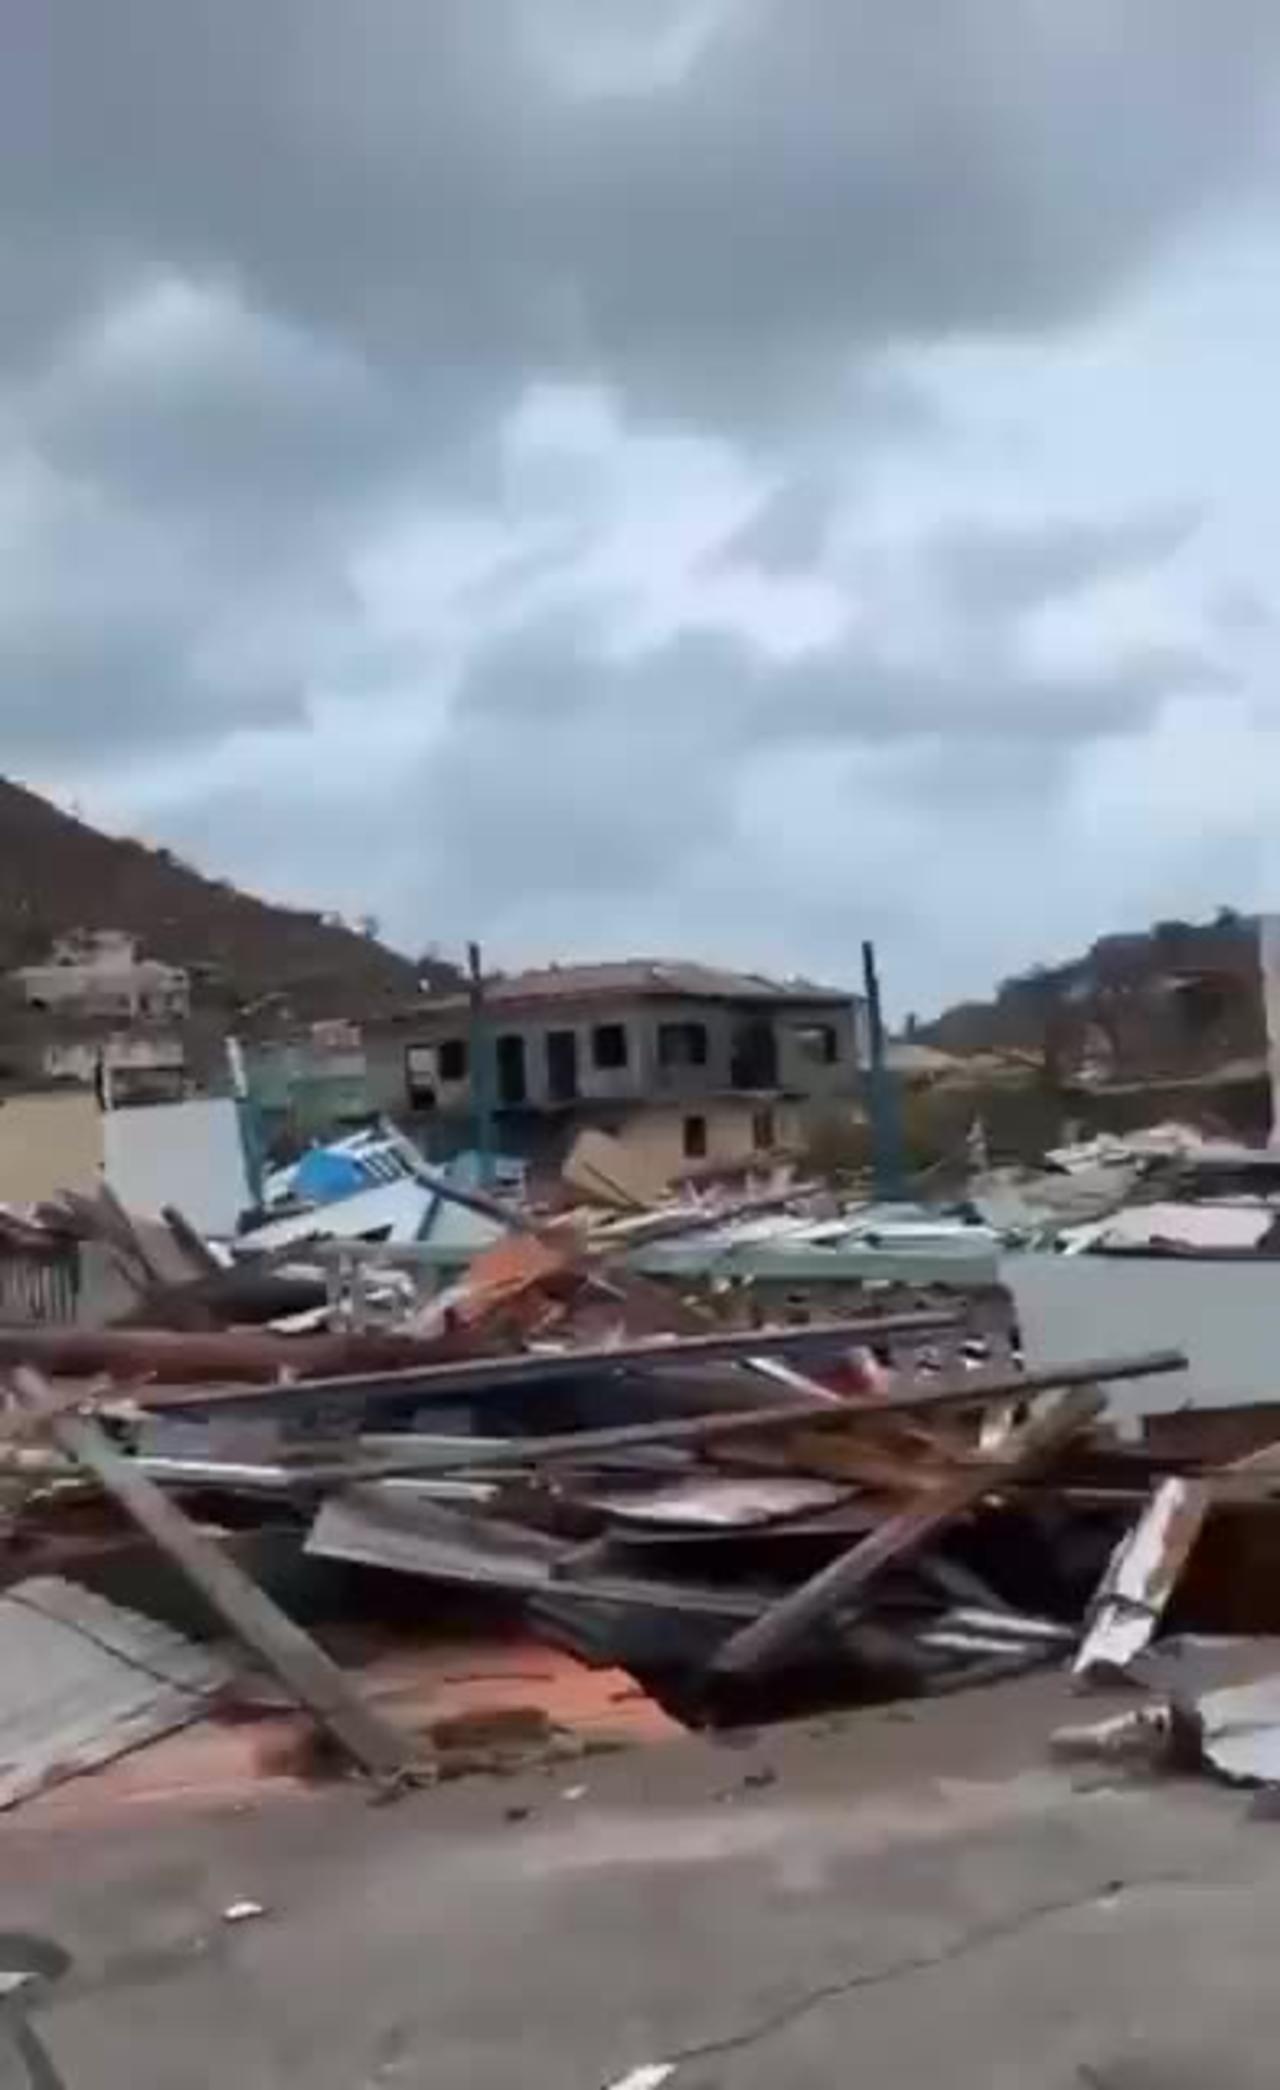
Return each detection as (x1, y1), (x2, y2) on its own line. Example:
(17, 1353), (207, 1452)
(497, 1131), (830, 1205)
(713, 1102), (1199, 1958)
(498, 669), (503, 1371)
(1071, 1474), (1212, 1683)
(12, 1372), (412, 1784)
(711, 1385), (1105, 1679)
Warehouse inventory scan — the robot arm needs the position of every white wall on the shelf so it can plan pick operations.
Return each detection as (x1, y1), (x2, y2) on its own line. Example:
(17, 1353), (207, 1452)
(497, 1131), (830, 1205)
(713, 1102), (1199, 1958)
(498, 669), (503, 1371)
(104, 1098), (251, 1233)
(1007, 1251), (1280, 1433)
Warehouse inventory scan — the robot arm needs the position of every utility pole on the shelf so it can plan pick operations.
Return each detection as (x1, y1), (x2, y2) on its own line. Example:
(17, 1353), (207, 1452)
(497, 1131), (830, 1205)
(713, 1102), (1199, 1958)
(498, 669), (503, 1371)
(467, 941), (495, 1188)
(861, 939), (905, 1201)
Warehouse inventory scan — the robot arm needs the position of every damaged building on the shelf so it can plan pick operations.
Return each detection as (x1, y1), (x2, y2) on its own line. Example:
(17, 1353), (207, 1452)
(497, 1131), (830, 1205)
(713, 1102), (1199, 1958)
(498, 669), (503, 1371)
(363, 960), (864, 1188)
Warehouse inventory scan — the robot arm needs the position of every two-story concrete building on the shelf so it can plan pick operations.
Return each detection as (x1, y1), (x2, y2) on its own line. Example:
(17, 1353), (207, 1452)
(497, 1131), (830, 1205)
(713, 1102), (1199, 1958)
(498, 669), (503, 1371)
(365, 960), (863, 1187)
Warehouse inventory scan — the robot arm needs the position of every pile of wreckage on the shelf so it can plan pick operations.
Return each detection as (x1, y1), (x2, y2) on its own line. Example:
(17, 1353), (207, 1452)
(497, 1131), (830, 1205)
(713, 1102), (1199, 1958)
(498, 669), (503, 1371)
(3, 1133), (1280, 1812)
(979, 1122), (1280, 1258)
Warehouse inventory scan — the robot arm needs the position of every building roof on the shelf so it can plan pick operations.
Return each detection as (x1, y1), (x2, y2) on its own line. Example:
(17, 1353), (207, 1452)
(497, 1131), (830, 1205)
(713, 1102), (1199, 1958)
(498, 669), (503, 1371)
(400, 959), (852, 1019)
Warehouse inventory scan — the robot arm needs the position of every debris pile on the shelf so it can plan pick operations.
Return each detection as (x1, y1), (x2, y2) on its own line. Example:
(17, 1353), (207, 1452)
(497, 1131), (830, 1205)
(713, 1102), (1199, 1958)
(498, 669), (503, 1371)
(980, 1124), (1280, 1259)
(3, 1152), (1280, 1812)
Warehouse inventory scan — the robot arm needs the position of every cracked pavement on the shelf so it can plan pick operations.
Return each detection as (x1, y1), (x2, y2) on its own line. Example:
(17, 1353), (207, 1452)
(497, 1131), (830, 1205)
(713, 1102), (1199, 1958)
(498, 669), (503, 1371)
(6, 1657), (1280, 2089)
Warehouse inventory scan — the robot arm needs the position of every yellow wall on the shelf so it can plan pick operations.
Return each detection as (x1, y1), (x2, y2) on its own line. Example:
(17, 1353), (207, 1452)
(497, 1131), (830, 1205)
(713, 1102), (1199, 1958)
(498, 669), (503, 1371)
(0, 1092), (104, 1205)
(608, 1097), (800, 1187)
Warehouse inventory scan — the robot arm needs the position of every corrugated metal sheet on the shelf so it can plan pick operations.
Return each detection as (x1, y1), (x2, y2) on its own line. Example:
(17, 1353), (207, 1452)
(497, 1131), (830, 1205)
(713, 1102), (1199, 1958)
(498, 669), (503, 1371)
(0, 1244), (78, 1323)
(0, 1576), (231, 1810)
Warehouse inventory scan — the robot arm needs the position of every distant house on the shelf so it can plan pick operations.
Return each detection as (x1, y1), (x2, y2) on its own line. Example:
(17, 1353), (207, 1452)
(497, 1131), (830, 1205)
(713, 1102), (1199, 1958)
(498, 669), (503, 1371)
(14, 931), (190, 1022)
(365, 959), (863, 1188)
(246, 1020), (373, 1142)
(42, 1032), (187, 1106)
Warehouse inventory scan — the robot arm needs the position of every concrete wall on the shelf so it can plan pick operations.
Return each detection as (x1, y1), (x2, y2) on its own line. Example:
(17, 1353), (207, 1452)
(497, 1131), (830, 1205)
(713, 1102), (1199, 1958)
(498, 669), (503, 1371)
(608, 1096), (802, 1186)
(248, 1039), (373, 1140)
(0, 1091), (104, 1203)
(16, 950), (190, 1020)
(370, 994), (860, 1117)
(44, 1036), (186, 1084)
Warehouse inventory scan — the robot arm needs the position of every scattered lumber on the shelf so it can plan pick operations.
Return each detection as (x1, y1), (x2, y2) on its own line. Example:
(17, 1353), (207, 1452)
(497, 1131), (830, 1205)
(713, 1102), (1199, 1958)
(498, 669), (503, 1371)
(0, 1322), (481, 1384)
(711, 1385), (1106, 1677)
(13, 1131), (1280, 1810)
(10, 1370), (414, 1786)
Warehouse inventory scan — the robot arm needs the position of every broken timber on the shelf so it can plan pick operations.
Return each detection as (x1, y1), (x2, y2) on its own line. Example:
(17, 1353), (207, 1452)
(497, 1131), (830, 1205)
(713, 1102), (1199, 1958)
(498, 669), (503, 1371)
(1072, 1475), (1213, 1684)
(711, 1384), (1106, 1678)
(11, 1372), (412, 1784)
(315, 1347), (1185, 1481)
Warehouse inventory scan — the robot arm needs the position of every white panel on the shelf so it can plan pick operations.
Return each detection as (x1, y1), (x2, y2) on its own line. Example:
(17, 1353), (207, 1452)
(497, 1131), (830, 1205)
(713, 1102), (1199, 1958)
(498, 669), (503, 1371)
(104, 1098), (251, 1233)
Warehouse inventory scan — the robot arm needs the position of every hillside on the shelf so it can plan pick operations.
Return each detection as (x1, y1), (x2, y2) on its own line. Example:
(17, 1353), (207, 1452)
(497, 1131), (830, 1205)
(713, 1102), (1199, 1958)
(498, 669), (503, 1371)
(920, 910), (1264, 1082)
(0, 778), (456, 1017)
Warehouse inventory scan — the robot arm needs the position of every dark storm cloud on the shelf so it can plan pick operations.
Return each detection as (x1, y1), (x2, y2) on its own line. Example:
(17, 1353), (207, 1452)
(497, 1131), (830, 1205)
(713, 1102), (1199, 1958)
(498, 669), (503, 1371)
(4, 2), (1278, 410)
(0, 617), (301, 764)
(1, 0), (1276, 931)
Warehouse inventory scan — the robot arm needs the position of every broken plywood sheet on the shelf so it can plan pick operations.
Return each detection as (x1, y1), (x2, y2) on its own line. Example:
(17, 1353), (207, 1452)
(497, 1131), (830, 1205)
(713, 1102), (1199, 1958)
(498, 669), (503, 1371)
(563, 1128), (667, 1212)
(0, 1575), (230, 1810)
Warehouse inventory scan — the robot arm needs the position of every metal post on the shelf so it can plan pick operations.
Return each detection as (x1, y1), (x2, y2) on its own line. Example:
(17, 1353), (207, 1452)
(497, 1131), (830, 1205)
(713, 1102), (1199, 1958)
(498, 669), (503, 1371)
(861, 939), (905, 1200)
(1262, 914), (1280, 1148)
(467, 941), (495, 1189)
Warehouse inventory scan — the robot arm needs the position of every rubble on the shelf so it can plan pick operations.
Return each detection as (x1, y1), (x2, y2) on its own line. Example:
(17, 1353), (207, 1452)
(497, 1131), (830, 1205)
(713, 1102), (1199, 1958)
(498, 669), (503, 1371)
(2, 1130), (1280, 1815)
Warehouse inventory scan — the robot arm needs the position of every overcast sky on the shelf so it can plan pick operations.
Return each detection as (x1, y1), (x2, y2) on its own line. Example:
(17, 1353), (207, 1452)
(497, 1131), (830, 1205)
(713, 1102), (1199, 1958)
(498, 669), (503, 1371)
(6, 3), (1280, 1014)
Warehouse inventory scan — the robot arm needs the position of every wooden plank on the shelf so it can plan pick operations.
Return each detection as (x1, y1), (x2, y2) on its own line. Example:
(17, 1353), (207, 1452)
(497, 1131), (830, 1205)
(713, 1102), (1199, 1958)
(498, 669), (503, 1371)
(117, 1306), (966, 1413)
(161, 1205), (224, 1277)
(295, 1346), (1183, 1480)
(710, 1385), (1105, 1678)
(11, 1372), (412, 1783)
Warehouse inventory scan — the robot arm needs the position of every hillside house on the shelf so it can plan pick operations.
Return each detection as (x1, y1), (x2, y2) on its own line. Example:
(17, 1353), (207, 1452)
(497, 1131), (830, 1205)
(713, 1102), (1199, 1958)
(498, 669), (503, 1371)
(14, 931), (190, 1022)
(42, 1033), (187, 1106)
(366, 960), (863, 1186)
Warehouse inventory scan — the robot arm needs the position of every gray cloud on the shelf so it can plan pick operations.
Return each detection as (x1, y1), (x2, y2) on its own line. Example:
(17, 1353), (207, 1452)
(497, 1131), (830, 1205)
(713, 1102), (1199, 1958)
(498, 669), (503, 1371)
(406, 611), (1231, 917)
(929, 506), (1203, 618)
(714, 478), (841, 575)
(1, 2), (1278, 999)
(1213, 585), (1275, 637)
(4, 4), (1278, 409)
(140, 597), (1243, 1008)
(0, 619), (300, 765)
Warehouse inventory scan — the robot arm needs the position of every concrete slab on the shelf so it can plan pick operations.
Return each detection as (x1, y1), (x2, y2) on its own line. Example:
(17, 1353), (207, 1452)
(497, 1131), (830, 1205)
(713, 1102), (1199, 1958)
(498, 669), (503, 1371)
(8, 1650), (1280, 2090)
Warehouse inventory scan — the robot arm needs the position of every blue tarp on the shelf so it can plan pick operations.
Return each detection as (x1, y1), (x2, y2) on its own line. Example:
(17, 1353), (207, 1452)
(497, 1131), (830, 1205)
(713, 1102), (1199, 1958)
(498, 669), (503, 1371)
(290, 1146), (372, 1204)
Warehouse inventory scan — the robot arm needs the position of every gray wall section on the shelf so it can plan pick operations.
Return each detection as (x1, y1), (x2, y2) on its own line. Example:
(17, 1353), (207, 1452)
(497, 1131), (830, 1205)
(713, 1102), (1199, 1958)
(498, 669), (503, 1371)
(367, 995), (861, 1116)
(1006, 1252), (1280, 1433)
